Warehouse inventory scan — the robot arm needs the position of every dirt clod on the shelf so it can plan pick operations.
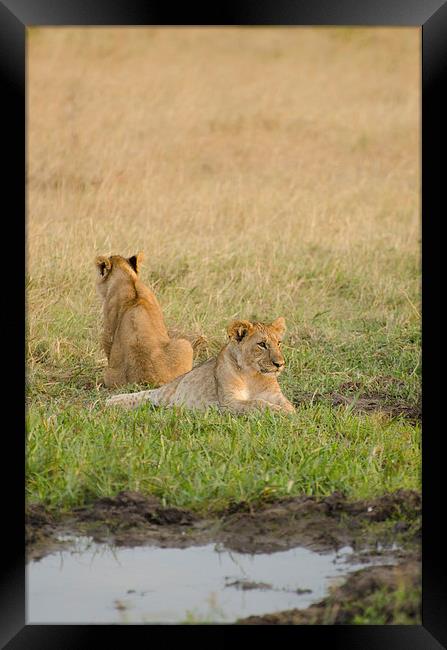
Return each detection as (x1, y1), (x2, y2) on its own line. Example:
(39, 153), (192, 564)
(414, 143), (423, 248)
(26, 504), (56, 546)
(226, 580), (273, 591)
(73, 490), (195, 529)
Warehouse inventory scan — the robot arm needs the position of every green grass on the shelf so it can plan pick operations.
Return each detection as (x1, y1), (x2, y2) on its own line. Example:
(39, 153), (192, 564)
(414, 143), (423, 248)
(349, 583), (421, 625)
(26, 400), (420, 513)
(25, 244), (421, 515)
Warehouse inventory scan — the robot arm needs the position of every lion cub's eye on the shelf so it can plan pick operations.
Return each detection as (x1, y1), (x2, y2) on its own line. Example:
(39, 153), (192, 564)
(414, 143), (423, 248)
(258, 341), (267, 349)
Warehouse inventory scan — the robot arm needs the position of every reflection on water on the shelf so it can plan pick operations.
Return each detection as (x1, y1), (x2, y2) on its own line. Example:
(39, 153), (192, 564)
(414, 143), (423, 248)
(27, 536), (397, 623)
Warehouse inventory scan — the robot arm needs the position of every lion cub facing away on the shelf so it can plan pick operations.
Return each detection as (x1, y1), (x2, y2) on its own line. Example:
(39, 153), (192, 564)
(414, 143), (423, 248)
(95, 252), (193, 388)
(106, 317), (295, 414)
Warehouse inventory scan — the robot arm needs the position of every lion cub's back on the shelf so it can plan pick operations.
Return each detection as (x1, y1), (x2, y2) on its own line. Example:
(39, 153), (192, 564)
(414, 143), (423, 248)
(162, 357), (219, 409)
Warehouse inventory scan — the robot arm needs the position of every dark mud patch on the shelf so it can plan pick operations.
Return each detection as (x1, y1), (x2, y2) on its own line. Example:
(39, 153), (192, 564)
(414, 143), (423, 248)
(225, 579), (312, 595)
(237, 558), (421, 624)
(75, 491), (195, 527)
(330, 392), (421, 421)
(26, 504), (62, 560)
(215, 489), (421, 554)
(225, 580), (273, 591)
(293, 387), (421, 422)
(26, 489), (421, 561)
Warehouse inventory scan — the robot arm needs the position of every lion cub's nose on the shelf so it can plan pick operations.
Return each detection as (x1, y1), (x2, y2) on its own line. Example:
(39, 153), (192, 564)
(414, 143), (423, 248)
(273, 360), (284, 368)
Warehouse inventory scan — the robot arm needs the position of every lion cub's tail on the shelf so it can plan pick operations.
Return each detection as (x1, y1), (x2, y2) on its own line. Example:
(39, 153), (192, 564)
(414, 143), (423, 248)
(106, 387), (163, 409)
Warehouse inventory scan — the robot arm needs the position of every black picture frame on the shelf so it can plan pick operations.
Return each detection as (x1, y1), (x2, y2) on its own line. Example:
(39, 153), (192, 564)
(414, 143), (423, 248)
(3, 0), (446, 647)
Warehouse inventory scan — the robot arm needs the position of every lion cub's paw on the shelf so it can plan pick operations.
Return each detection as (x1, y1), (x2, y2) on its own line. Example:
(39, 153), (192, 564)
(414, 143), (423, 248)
(265, 403), (283, 412)
(266, 401), (295, 414)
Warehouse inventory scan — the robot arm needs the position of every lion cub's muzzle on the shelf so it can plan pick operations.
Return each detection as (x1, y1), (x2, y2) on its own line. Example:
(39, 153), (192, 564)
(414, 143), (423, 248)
(262, 358), (285, 375)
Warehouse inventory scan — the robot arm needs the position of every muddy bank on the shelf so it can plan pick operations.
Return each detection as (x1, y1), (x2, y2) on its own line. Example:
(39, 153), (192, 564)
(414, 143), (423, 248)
(237, 558), (421, 624)
(26, 490), (421, 624)
(26, 489), (421, 561)
(26, 504), (64, 558)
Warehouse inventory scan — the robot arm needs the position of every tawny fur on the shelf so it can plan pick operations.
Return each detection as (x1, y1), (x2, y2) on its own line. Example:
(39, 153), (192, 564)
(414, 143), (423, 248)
(106, 317), (295, 414)
(95, 252), (193, 388)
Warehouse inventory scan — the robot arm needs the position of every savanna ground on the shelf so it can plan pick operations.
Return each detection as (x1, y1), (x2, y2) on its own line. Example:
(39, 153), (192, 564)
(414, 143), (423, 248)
(26, 27), (421, 624)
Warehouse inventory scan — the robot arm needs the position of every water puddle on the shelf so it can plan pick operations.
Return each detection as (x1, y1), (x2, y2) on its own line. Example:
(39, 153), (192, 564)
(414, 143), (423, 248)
(27, 536), (398, 623)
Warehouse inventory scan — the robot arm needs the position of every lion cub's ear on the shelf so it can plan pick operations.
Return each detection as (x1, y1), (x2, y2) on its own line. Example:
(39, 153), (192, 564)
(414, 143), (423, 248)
(95, 255), (112, 278)
(127, 251), (144, 274)
(271, 316), (286, 338)
(227, 319), (254, 342)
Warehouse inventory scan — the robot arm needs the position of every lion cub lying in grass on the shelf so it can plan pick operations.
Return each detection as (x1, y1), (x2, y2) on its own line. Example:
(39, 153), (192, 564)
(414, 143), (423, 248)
(106, 317), (295, 414)
(95, 252), (193, 388)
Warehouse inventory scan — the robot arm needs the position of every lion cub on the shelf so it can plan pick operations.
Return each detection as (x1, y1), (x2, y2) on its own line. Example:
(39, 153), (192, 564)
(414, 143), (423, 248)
(106, 317), (295, 414)
(95, 252), (193, 388)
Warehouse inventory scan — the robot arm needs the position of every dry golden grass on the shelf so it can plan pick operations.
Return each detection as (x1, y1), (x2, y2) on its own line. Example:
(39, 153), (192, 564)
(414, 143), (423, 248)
(27, 27), (420, 401)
